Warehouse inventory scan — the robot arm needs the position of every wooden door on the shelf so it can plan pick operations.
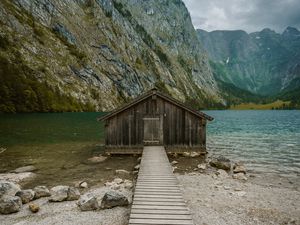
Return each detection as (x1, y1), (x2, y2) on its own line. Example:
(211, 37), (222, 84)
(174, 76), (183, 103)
(143, 117), (161, 145)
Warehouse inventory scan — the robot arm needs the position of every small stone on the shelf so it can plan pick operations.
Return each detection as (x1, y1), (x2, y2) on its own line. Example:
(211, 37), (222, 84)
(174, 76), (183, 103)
(234, 187), (242, 191)
(115, 169), (130, 176)
(88, 156), (107, 163)
(49, 186), (69, 202)
(134, 164), (140, 170)
(216, 169), (228, 179)
(223, 186), (230, 190)
(133, 171), (138, 175)
(113, 178), (123, 184)
(182, 152), (190, 157)
(77, 194), (99, 211)
(137, 157), (142, 162)
(80, 182), (88, 188)
(233, 173), (248, 181)
(29, 203), (39, 213)
(33, 186), (51, 199)
(236, 191), (246, 197)
(190, 152), (200, 158)
(171, 160), (178, 165)
(0, 181), (21, 198)
(124, 180), (133, 190)
(197, 163), (206, 170)
(0, 196), (22, 214)
(105, 167), (112, 170)
(101, 190), (129, 209)
(189, 172), (197, 176)
(13, 166), (37, 173)
(15, 189), (35, 204)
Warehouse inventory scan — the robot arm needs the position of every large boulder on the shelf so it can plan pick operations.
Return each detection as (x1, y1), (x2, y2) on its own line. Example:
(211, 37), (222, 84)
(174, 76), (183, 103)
(101, 190), (129, 209)
(15, 189), (35, 204)
(210, 156), (231, 171)
(33, 186), (51, 199)
(49, 185), (69, 202)
(49, 186), (80, 202)
(0, 181), (21, 198)
(77, 194), (99, 211)
(0, 196), (22, 214)
(13, 166), (37, 173)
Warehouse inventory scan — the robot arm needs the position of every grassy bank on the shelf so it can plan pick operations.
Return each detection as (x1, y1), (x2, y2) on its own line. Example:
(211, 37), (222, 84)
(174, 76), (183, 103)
(229, 100), (291, 110)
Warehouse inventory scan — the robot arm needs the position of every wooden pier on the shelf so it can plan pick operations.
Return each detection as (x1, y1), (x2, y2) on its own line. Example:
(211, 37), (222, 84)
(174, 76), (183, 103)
(129, 146), (193, 225)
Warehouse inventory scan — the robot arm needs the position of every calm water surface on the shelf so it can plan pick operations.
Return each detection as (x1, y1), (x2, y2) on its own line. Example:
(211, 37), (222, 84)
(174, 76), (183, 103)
(205, 110), (300, 177)
(0, 111), (299, 187)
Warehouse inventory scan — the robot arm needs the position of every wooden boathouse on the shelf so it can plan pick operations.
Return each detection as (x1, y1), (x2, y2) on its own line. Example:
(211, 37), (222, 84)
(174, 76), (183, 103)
(98, 88), (213, 154)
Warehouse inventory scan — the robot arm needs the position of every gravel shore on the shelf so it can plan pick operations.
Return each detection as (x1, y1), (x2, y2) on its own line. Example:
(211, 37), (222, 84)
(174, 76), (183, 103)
(177, 172), (300, 225)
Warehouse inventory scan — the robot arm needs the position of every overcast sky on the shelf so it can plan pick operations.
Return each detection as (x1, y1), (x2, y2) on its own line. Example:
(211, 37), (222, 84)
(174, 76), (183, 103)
(182, 0), (300, 33)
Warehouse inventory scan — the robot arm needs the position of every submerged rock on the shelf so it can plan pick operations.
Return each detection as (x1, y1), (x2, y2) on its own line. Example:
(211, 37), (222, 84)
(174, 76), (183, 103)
(115, 169), (130, 176)
(88, 156), (107, 163)
(77, 194), (99, 211)
(210, 156), (231, 171)
(15, 189), (35, 204)
(101, 190), (129, 209)
(0, 173), (35, 184)
(197, 163), (207, 170)
(190, 152), (200, 158)
(0, 196), (22, 214)
(33, 186), (51, 199)
(0, 181), (21, 198)
(13, 166), (37, 173)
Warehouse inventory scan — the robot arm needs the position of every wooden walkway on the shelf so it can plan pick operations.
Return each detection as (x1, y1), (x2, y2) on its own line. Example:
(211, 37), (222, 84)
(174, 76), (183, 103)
(129, 146), (193, 225)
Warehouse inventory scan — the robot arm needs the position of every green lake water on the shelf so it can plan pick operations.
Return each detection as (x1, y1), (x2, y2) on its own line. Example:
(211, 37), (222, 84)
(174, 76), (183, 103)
(0, 111), (299, 188)
(0, 112), (137, 188)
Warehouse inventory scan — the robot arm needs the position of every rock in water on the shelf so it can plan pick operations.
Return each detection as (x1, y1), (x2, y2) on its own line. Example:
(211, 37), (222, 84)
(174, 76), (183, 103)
(171, 161), (178, 165)
(134, 164), (140, 170)
(233, 162), (246, 174)
(13, 165), (37, 173)
(0, 196), (22, 214)
(190, 152), (200, 158)
(77, 194), (99, 211)
(101, 190), (129, 209)
(197, 163), (207, 170)
(29, 203), (39, 213)
(182, 152), (190, 157)
(210, 156), (231, 171)
(115, 169), (130, 176)
(33, 186), (51, 199)
(15, 189), (35, 204)
(88, 156), (107, 163)
(67, 187), (80, 201)
(0, 181), (21, 198)
(49, 186), (69, 202)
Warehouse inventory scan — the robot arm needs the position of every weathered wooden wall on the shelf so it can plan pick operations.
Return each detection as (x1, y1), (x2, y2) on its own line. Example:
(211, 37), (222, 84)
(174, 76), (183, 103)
(105, 95), (206, 152)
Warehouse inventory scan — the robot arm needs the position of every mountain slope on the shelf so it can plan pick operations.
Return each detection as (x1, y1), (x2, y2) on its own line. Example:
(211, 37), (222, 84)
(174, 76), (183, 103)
(197, 27), (300, 96)
(0, 0), (223, 113)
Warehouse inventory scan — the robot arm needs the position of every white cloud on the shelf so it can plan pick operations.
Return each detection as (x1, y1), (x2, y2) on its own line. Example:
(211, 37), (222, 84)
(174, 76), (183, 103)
(182, 0), (300, 33)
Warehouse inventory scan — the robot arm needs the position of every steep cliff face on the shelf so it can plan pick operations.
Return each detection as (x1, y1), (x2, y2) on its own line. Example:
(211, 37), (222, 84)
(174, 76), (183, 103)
(197, 27), (300, 96)
(0, 0), (222, 112)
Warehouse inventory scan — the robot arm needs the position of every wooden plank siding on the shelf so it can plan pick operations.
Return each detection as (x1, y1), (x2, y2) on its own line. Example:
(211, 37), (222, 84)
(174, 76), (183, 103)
(104, 95), (207, 153)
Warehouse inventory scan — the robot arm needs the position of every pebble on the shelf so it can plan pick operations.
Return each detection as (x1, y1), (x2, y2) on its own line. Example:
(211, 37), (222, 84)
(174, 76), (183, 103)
(29, 203), (39, 213)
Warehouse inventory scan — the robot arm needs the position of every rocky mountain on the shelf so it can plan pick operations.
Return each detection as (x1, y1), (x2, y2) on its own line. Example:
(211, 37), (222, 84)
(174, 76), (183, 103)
(197, 27), (300, 96)
(0, 0), (223, 113)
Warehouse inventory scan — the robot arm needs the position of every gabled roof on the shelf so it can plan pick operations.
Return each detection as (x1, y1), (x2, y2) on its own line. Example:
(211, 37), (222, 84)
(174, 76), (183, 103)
(97, 88), (214, 121)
